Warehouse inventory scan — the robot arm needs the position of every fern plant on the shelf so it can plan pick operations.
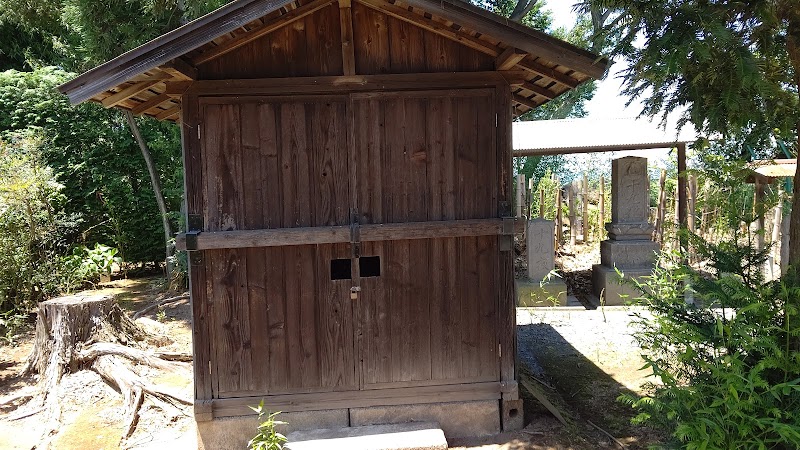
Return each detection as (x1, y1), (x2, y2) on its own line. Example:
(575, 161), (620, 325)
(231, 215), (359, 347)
(248, 401), (287, 450)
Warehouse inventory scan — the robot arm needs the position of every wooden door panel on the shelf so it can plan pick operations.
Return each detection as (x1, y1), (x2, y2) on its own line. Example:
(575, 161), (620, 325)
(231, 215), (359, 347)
(201, 98), (356, 398)
(353, 89), (500, 388)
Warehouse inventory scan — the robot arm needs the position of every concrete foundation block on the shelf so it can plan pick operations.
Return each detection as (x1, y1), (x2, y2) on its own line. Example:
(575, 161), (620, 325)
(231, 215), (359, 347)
(349, 400), (500, 438)
(197, 409), (348, 450)
(285, 422), (447, 450)
(592, 264), (652, 306)
(501, 399), (524, 431)
(516, 279), (568, 307)
(599, 240), (659, 269)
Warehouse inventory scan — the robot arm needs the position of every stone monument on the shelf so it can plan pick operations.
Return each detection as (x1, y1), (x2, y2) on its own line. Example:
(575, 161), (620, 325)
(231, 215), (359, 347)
(592, 156), (659, 305)
(518, 218), (567, 306)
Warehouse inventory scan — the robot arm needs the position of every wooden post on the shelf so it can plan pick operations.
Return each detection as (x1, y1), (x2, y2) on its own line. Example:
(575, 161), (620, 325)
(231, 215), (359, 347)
(677, 143), (688, 253)
(516, 174), (525, 218)
(528, 178), (535, 218)
(599, 175), (605, 241)
(555, 186), (563, 249)
(539, 188), (545, 219)
(688, 174), (697, 233)
(655, 169), (667, 245)
(568, 183), (576, 247)
(582, 173), (589, 243)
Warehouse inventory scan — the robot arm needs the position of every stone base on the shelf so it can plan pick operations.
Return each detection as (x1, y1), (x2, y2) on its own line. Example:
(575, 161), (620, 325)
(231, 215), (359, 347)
(197, 409), (348, 450)
(285, 422), (447, 450)
(592, 264), (652, 306)
(599, 239), (659, 268)
(197, 400), (500, 449)
(501, 399), (524, 431)
(350, 400), (500, 438)
(516, 279), (568, 307)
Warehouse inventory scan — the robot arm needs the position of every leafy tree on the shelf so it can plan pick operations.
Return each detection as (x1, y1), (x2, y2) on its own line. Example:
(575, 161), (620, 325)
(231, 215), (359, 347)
(0, 68), (183, 264)
(585, 0), (800, 271)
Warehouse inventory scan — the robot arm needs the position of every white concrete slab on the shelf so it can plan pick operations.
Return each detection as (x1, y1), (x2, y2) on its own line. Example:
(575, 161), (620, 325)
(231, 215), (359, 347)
(285, 422), (447, 450)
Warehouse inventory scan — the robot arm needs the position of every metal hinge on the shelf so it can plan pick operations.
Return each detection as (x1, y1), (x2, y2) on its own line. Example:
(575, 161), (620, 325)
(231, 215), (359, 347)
(197, 124), (201, 139)
(208, 361), (212, 375)
(499, 344), (502, 359)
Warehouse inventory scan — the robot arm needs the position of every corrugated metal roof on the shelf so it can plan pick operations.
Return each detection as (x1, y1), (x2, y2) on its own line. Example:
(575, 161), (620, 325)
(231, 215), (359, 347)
(513, 117), (698, 155)
(750, 159), (797, 178)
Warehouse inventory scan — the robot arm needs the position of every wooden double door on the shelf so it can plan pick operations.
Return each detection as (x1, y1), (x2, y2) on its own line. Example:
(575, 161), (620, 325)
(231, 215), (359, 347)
(198, 88), (502, 400)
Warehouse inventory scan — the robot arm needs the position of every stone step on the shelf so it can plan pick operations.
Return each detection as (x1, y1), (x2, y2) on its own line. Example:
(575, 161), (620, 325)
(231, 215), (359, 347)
(284, 422), (448, 450)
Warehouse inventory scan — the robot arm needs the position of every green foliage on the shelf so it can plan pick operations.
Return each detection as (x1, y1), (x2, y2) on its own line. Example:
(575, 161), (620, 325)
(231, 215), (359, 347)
(0, 67), (183, 264)
(621, 240), (800, 449)
(529, 169), (560, 220)
(587, 0), (799, 151)
(0, 131), (76, 311)
(60, 243), (122, 292)
(248, 402), (287, 450)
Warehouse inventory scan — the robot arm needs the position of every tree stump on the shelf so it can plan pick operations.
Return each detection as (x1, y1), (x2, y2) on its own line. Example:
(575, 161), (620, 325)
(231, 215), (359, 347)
(16, 293), (191, 447)
(25, 294), (143, 377)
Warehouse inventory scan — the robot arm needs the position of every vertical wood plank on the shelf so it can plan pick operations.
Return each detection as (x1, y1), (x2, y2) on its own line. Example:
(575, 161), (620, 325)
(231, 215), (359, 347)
(182, 94), (213, 403)
(496, 83), (516, 385)
(352, 2), (390, 74)
(338, 0), (356, 75)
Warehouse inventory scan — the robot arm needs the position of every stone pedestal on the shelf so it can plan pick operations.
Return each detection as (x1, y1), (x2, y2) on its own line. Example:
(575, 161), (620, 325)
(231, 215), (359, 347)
(592, 157), (657, 305)
(519, 219), (567, 306)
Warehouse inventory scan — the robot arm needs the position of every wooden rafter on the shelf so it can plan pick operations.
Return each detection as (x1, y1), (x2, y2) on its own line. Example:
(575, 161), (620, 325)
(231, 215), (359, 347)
(156, 106), (181, 121)
(191, 0), (335, 65)
(132, 94), (174, 115)
(512, 93), (538, 109)
(517, 58), (579, 89)
(164, 81), (194, 97)
(339, 0), (356, 75)
(101, 76), (169, 108)
(519, 81), (556, 100)
(495, 47), (526, 71)
(359, 0), (501, 57)
(159, 58), (197, 80)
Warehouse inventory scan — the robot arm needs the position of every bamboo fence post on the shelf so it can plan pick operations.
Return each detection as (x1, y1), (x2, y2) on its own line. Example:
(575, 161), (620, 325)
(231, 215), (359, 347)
(599, 175), (605, 241)
(688, 174), (697, 233)
(555, 185), (563, 249)
(582, 173), (589, 243)
(528, 178), (535, 218)
(568, 183), (577, 247)
(516, 174), (525, 219)
(655, 169), (667, 245)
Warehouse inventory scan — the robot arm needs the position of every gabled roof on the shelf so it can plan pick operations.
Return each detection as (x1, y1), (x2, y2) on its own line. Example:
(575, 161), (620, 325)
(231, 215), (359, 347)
(58, 0), (608, 121)
(513, 117), (699, 156)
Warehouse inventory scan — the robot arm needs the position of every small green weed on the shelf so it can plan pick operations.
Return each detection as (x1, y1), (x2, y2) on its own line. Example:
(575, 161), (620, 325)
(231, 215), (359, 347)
(248, 401), (287, 450)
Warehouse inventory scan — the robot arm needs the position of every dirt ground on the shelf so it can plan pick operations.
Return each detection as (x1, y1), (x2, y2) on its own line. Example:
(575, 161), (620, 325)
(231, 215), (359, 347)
(0, 245), (665, 449)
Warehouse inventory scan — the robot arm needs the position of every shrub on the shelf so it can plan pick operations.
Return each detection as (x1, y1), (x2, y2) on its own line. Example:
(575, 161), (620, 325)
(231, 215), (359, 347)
(621, 238), (800, 449)
(0, 131), (77, 311)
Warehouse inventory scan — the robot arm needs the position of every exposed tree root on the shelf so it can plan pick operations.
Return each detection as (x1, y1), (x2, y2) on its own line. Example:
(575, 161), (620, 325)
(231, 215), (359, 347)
(12, 293), (193, 448)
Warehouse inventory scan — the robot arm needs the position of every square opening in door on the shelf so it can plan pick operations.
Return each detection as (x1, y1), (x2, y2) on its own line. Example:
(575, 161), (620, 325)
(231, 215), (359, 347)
(330, 258), (352, 280)
(359, 256), (381, 278)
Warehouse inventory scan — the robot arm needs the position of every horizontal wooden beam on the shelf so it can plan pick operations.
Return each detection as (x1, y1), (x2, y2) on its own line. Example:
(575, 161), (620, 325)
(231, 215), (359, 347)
(186, 71), (527, 96)
(101, 76), (168, 108)
(495, 47), (527, 71)
(175, 218), (524, 251)
(191, 0), (335, 65)
(207, 382), (501, 418)
(513, 142), (690, 157)
(155, 106), (181, 120)
(360, 0), (501, 57)
(164, 80), (194, 97)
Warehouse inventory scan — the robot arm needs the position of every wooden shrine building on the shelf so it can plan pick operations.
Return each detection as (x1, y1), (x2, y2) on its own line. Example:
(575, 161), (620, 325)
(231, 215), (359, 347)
(59, 0), (606, 445)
